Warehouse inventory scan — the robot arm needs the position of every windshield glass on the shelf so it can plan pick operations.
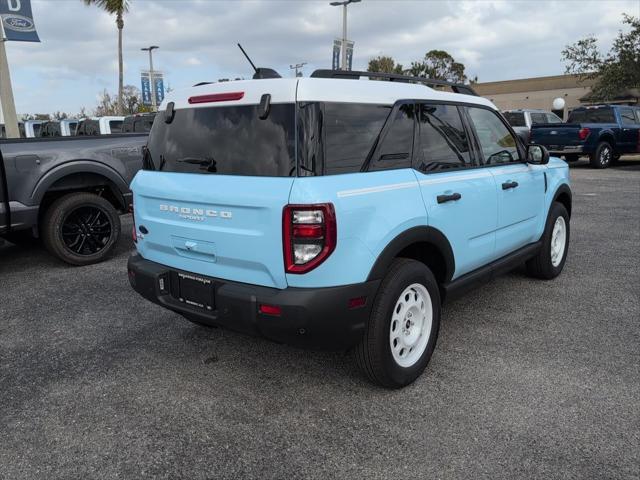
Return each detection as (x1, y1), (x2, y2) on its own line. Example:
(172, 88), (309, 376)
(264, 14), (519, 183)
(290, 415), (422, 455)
(568, 108), (615, 123)
(503, 112), (526, 127)
(145, 104), (296, 176)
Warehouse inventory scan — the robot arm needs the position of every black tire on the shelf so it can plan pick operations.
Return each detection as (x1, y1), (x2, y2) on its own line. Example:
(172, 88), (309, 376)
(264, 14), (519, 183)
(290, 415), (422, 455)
(563, 154), (579, 162)
(526, 202), (570, 279)
(355, 258), (441, 389)
(41, 192), (121, 266)
(589, 141), (614, 169)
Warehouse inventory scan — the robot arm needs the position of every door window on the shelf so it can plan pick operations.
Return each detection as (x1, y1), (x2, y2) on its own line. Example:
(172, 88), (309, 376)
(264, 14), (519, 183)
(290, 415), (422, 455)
(503, 112), (526, 127)
(467, 107), (520, 165)
(620, 108), (636, 126)
(414, 103), (471, 172)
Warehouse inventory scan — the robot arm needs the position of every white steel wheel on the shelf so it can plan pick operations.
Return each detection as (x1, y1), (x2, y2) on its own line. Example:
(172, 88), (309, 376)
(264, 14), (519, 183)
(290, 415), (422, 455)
(389, 283), (433, 368)
(550, 216), (567, 267)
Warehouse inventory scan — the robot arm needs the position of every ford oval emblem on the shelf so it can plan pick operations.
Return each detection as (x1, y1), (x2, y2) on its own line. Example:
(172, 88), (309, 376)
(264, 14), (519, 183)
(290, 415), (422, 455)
(3, 15), (35, 32)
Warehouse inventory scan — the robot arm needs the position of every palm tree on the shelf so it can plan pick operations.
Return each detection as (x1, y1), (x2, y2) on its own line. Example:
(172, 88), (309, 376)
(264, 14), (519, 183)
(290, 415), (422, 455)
(83, 0), (130, 115)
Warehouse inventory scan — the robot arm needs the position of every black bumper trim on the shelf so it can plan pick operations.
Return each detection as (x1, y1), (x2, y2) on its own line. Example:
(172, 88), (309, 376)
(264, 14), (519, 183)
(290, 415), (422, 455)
(127, 254), (380, 350)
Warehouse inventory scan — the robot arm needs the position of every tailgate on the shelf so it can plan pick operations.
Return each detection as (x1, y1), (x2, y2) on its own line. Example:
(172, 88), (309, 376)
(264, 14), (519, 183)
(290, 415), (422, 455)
(132, 171), (294, 289)
(530, 124), (582, 148)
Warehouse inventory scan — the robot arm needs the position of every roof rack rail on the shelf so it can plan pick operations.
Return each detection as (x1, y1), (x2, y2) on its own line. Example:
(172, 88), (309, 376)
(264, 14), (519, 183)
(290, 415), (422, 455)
(310, 69), (478, 96)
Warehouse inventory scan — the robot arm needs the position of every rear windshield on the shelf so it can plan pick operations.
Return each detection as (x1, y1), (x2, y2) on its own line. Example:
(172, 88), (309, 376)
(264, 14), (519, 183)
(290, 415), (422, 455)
(146, 104), (296, 177)
(503, 112), (526, 127)
(568, 108), (615, 124)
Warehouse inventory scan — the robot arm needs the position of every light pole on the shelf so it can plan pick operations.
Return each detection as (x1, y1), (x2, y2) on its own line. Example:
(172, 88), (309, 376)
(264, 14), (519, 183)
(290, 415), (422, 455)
(141, 46), (159, 111)
(289, 62), (307, 77)
(329, 0), (360, 71)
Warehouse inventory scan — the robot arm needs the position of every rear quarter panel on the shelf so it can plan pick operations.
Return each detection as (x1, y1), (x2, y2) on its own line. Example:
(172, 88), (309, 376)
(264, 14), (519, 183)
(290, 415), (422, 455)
(287, 169), (426, 288)
(0, 135), (146, 206)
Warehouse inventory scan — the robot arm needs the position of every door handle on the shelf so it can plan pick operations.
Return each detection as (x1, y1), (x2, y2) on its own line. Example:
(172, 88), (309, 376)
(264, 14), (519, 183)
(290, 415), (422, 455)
(437, 192), (462, 204)
(502, 181), (519, 190)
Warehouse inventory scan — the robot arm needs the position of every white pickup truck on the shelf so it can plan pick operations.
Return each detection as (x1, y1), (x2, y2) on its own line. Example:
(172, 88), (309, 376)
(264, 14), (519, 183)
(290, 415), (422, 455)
(75, 116), (125, 136)
(503, 109), (563, 143)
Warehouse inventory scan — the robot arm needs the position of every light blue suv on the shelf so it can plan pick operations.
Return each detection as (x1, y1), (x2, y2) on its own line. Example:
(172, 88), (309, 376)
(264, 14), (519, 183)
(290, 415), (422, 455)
(128, 70), (571, 388)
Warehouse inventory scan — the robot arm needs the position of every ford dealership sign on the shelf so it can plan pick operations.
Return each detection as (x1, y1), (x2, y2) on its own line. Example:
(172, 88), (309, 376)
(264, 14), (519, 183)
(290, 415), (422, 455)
(0, 0), (40, 42)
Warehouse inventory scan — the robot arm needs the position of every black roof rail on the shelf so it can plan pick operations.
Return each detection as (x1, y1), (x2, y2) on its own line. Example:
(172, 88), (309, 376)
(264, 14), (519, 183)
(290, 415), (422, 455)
(310, 69), (478, 96)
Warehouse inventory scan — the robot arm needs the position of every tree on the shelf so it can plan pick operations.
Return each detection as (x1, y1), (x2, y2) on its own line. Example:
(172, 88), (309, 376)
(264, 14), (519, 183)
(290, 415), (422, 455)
(367, 55), (403, 74)
(406, 50), (467, 83)
(95, 89), (118, 116)
(83, 0), (130, 115)
(94, 85), (148, 116)
(562, 14), (640, 101)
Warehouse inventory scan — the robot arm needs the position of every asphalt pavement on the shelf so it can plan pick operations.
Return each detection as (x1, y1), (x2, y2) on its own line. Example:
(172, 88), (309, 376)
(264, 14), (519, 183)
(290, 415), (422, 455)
(1, 159), (639, 480)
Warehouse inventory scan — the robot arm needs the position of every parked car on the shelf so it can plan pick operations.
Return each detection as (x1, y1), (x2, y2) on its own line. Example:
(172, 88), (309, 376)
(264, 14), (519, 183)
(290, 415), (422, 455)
(122, 113), (156, 133)
(127, 70), (571, 388)
(0, 132), (147, 265)
(503, 109), (563, 143)
(530, 105), (640, 168)
(75, 116), (125, 136)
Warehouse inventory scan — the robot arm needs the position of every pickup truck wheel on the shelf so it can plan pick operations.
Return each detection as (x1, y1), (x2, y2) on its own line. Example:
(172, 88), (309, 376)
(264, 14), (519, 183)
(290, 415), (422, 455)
(526, 202), (570, 279)
(42, 192), (121, 266)
(590, 142), (613, 169)
(355, 258), (441, 388)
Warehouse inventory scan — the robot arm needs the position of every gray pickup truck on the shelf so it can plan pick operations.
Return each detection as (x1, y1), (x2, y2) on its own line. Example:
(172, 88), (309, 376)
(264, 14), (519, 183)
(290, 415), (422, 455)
(1, 134), (147, 265)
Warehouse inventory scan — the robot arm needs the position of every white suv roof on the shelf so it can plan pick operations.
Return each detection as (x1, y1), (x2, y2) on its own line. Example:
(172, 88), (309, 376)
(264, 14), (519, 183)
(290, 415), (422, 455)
(162, 77), (496, 111)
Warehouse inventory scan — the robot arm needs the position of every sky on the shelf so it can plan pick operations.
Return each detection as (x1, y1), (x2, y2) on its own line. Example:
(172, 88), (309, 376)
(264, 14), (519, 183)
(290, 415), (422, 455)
(4, 0), (640, 116)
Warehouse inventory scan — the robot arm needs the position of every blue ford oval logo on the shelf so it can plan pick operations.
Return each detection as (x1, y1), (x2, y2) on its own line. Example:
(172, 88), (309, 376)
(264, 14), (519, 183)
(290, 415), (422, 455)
(3, 14), (35, 32)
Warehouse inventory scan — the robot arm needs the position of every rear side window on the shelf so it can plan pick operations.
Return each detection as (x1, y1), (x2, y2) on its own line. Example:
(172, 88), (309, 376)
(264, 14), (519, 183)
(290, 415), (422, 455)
(530, 113), (547, 125)
(568, 108), (615, 123)
(146, 104), (296, 177)
(369, 103), (414, 171)
(109, 120), (123, 133)
(122, 117), (134, 133)
(503, 112), (526, 127)
(134, 117), (154, 132)
(323, 103), (391, 174)
(415, 103), (471, 171)
(467, 107), (520, 165)
(620, 108), (636, 125)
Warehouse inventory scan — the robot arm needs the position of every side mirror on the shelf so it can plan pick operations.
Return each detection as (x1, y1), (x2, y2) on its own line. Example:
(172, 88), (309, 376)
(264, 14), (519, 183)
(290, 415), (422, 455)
(527, 144), (549, 165)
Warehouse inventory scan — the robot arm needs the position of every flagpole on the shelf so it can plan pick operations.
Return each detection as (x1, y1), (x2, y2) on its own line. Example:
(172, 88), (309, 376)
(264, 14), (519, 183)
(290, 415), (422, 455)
(0, 24), (20, 139)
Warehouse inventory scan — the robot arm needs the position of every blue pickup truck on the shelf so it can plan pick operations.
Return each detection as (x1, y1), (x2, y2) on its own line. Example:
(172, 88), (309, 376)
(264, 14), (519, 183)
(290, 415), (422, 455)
(127, 70), (571, 388)
(530, 105), (640, 168)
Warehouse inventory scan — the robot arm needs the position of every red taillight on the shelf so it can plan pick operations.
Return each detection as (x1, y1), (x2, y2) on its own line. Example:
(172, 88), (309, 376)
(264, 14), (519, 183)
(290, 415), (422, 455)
(259, 304), (282, 316)
(578, 127), (591, 141)
(188, 92), (244, 104)
(283, 203), (336, 274)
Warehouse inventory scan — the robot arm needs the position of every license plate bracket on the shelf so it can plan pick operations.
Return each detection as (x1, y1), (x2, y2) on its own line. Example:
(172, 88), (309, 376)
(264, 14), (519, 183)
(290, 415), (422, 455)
(177, 272), (215, 311)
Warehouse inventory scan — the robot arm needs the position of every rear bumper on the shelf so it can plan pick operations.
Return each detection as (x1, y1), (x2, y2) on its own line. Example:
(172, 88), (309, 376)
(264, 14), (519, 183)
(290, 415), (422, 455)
(127, 254), (380, 350)
(547, 145), (584, 155)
